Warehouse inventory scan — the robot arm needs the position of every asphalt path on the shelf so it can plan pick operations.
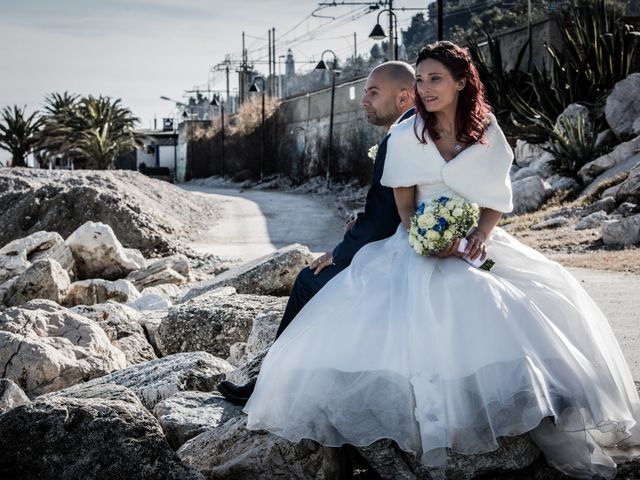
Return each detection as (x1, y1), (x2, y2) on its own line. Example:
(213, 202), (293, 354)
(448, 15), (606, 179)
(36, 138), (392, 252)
(182, 185), (640, 380)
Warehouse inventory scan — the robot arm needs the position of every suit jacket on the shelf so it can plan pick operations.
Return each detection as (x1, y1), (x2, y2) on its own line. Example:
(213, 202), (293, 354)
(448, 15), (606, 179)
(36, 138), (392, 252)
(332, 108), (415, 267)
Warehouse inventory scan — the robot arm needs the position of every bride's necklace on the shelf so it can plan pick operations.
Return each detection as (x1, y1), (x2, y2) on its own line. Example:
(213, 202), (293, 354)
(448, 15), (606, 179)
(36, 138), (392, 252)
(438, 128), (463, 153)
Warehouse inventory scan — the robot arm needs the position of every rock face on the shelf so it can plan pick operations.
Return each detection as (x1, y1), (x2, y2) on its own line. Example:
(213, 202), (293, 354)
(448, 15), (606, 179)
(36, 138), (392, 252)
(0, 378), (30, 413)
(513, 140), (545, 168)
(578, 136), (640, 185)
(4, 258), (70, 307)
(0, 168), (221, 256)
(182, 244), (314, 300)
(66, 221), (146, 280)
(511, 176), (551, 215)
(177, 416), (341, 480)
(358, 436), (540, 480)
(242, 309), (283, 361)
(50, 351), (234, 410)
(153, 391), (244, 449)
(64, 278), (141, 307)
(580, 153), (640, 200)
(602, 214), (640, 246)
(158, 292), (287, 360)
(0, 231), (74, 283)
(531, 217), (570, 230)
(0, 300), (127, 397)
(576, 211), (609, 230)
(70, 302), (157, 365)
(605, 73), (640, 138)
(555, 103), (592, 138)
(615, 163), (640, 204)
(0, 383), (204, 480)
(545, 174), (580, 194)
(127, 254), (192, 290)
(225, 349), (268, 385)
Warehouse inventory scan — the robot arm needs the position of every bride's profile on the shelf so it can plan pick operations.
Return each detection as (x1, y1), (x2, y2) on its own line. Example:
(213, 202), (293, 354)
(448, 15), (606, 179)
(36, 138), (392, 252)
(243, 41), (640, 478)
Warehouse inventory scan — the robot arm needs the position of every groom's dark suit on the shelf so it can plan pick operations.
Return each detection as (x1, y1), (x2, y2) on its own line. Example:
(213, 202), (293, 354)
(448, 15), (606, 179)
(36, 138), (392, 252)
(275, 108), (414, 338)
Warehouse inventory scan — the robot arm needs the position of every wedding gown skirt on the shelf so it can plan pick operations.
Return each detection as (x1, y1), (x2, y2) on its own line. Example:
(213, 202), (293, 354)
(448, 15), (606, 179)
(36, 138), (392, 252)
(244, 222), (640, 478)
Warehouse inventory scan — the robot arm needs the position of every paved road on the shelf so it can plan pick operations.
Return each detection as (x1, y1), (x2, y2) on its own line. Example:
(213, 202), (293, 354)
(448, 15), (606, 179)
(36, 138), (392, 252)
(182, 185), (640, 380)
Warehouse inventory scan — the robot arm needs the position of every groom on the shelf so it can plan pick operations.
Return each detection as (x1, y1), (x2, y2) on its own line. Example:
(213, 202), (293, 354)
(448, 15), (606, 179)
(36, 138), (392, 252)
(218, 61), (416, 406)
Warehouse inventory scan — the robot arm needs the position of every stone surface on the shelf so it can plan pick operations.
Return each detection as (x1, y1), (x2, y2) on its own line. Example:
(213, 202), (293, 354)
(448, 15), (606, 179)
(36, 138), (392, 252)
(0, 378), (30, 413)
(513, 139), (545, 168)
(158, 291), (287, 360)
(576, 211), (610, 230)
(531, 217), (570, 230)
(358, 435), (540, 480)
(555, 103), (592, 138)
(615, 164), (640, 205)
(182, 244), (314, 300)
(4, 258), (71, 307)
(0, 231), (74, 282)
(545, 174), (580, 194)
(132, 283), (183, 311)
(580, 153), (640, 199)
(602, 214), (640, 246)
(511, 175), (551, 215)
(0, 383), (204, 480)
(605, 73), (640, 138)
(126, 254), (192, 290)
(64, 278), (141, 307)
(153, 391), (244, 449)
(70, 301), (157, 365)
(614, 202), (640, 217)
(581, 196), (618, 217)
(511, 166), (537, 182)
(225, 349), (268, 385)
(244, 308), (284, 362)
(0, 300), (126, 397)
(49, 351), (233, 410)
(177, 416), (341, 480)
(66, 221), (146, 280)
(578, 136), (640, 185)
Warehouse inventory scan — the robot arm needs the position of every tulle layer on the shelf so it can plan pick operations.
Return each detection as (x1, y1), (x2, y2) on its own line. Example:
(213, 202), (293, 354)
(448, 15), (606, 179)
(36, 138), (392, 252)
(244, 226), (640, 479)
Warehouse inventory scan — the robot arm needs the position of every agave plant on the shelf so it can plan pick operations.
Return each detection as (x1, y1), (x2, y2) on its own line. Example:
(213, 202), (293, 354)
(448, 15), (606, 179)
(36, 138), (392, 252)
(542, 111), (598, 180)
(0, 105), (43, 167)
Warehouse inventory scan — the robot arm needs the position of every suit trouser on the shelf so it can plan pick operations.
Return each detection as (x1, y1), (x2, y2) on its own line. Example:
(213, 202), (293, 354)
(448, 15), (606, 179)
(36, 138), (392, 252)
(275, 264), (344, 339)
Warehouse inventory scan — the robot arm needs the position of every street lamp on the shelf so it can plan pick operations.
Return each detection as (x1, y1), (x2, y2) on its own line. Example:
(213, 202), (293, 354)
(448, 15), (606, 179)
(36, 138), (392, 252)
(315, 49), (339, 187)
(210, 95), (225, 176)
(368, 9), (399, 60)
(249, 76), (266, 181)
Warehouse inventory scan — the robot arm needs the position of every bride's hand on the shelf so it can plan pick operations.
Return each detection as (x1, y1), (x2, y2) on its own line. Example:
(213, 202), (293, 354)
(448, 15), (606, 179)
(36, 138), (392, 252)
(464, 229), (488, 262)
(433, 238), (466, 258)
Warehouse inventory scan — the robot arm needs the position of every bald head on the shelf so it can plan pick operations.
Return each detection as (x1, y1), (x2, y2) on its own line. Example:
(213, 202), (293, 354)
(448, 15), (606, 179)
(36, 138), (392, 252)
(362, 61), (416, 129)
(370, 61), (416, 90)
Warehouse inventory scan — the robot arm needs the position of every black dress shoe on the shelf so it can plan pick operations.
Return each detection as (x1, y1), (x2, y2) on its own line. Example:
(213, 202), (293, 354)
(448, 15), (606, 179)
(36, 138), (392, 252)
(217, 378), (257, 406)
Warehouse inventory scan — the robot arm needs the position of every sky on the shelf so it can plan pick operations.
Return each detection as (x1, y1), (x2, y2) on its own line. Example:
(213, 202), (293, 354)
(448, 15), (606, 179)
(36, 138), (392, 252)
(0, 0), (425, 165)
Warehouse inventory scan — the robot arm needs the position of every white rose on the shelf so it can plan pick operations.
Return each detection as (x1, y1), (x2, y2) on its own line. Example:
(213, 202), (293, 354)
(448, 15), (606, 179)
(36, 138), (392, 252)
(427, 230), (440, 241)
(418, 213), (437, 228)
(452, 207), (463, 218)
(443, 230), (454, 241)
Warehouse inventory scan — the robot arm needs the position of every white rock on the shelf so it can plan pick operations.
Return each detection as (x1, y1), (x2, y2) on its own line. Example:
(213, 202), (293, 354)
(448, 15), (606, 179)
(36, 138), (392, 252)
(578, 135), (640, 185)
(4, 259), (71, 307)
(546, 174), (580, 194)
(0, 231), (76, 275)
(511, 175), (551, 215)
(126, 254), (191, 290)
(0, 300), (127, 397)
(0, 378), (31, 413)
(605, 73), (640, 138)
(65, 221), (146, 280)
(514, 140), (545, 168)
(602, 214), (640, 246)
(64, 278), (141, 307)
(244, 309), (282, 361)
(576, 211), (609, 230)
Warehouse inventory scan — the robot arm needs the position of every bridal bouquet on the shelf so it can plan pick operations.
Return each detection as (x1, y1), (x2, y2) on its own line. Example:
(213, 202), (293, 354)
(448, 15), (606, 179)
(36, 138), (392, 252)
(408, 196), (495, 271)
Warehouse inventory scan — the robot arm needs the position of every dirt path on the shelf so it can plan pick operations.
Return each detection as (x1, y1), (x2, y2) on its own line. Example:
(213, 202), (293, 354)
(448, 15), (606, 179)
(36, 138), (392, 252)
(181, 185), (640, 380)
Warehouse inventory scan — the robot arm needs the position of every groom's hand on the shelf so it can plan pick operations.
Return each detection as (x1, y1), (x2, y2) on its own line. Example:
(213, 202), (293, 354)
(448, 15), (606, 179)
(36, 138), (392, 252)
(310, 252), (333, 275)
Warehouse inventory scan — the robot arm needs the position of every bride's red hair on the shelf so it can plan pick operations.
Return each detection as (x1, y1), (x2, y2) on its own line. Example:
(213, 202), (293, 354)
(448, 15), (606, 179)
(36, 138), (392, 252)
(413, 41), (491, 145)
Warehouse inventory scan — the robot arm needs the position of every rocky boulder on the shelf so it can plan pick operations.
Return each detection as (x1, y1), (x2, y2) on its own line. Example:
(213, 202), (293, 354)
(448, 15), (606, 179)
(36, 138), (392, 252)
(513, 140), (545, 168)
(127, 254), (192, 290)
(545, 174), (580, 195)
(580, 153), (640, 200)
(602, 214), (640, 246)
(578, 136), (640, 185)
(49, 351), (233, 410)
(575, 211), (610, 230)
(358, 435), (540, 480)
(511, 175), (551, 215)
(177, 416), (341, 479)
(0, 300), (127, 397)
(182, 244), (314, 300)
(3, 258), (70, 307)
(0, 378), (30, 413)
(66, 221), (146, 280)
(605, 73), (640, 138)
(555, 103), (592, 138)
(64, 278), (141, 307)
(153, 391), (244, 449)
(158, 291), (286, 360)
(70, 302), (157, 365)
(0, 383), (204, 480)
(615, 163), (640, 205)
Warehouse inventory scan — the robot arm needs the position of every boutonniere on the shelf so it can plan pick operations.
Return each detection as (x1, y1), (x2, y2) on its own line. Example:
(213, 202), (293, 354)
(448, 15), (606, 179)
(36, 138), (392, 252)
(368, 144), (378, 162)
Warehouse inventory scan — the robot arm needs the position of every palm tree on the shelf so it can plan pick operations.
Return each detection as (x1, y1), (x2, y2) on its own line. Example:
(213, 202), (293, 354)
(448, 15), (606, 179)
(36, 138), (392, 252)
(0, 105), (43, 167)
(39, 92), (80, 168)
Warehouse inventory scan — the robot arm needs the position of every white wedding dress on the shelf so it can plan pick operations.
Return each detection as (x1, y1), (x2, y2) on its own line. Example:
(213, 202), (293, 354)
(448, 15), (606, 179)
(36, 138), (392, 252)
(244, 114), (640, 478)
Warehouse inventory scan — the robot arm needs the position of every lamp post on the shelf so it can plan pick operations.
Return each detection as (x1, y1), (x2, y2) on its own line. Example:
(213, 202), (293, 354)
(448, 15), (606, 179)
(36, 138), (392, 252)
(368, 9), (399, 60)
(210, 95), (225, 177)
(315, 50), (339, 187)
(249, 76), (266, 181)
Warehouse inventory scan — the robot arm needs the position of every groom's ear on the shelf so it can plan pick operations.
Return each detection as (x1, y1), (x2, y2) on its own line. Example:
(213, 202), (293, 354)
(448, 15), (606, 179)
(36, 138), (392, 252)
(398, 89), (413, 108)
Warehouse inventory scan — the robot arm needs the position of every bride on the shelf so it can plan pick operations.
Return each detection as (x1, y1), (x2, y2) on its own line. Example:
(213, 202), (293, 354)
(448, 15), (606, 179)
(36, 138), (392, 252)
(243, 41), (640, 478)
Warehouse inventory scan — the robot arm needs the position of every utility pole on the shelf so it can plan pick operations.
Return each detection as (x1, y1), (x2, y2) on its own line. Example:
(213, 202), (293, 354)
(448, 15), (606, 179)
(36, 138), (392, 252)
(388, 0), (394, 60)
(268, 29), (273, 97)
(437, 0), (443, 40)
(353, 32), (357, 62)
(271, 27), (276, 97)
(239, 31), (249, 105)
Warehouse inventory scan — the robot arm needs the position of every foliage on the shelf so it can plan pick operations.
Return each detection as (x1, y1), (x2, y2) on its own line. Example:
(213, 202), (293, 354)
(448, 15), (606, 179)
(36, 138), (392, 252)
(0, 105), (43, 167)
(542, 112), (598, 180)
